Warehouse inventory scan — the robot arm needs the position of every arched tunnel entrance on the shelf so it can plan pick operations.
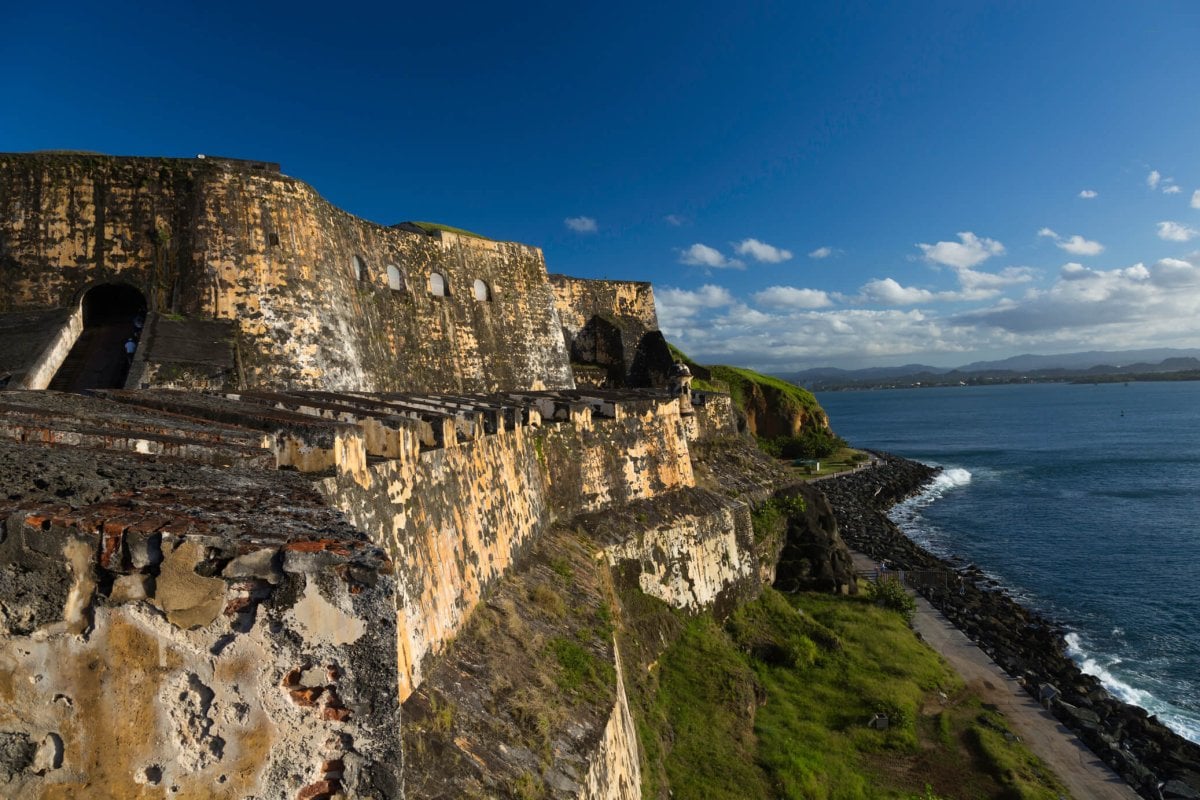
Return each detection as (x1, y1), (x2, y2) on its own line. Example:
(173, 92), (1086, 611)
(49, 283), (147, 391)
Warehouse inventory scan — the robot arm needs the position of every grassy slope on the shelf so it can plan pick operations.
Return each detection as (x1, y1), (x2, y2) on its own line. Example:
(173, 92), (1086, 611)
(666, 342), (826, 427)
(628, 587), (1071, 800)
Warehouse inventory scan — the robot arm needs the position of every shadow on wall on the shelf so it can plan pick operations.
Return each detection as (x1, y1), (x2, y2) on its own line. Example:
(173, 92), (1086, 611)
(567, 317), (676, 389)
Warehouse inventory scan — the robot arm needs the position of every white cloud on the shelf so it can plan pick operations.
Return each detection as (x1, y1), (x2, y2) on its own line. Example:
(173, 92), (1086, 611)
(1157, 221), (1199, 242)
(672, 260), (1200, 371)
(753, 285), (834, 310)
(917, 231), (1005, 269)
(1192, 190), (1200, 210)
(1057, 234), (1105, 256)
(663, 254), (1200, 372)
(564, 216), (597, 233)
(960, 256), (1200, 335)
(657, 284), (734, 312)
(956, 265), (1036, 290)
(1148, 170), (1181, 194)
(664, 214), (686, 227)
(860, 278), (937, 305)
(734, 238), (793, 263)
(808, 246), (834, 259)
(678, 243), (744, 269)
(1038, 228), (1104, 256)
(1079, 189), (1098, 199)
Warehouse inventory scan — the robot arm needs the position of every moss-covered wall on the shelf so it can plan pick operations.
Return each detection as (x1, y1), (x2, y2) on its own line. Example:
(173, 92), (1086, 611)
(0, 153), (574, 393)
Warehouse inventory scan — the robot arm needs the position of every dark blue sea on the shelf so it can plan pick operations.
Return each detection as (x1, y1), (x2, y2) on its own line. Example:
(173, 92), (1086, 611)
(818, 382), (1200, 744)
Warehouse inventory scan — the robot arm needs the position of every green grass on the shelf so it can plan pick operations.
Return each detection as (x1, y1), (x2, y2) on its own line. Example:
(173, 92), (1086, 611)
(968, 711), (1069, 800)
(707, 364), (824, 419)
(646, 614), (772, 800)
(626, 587), (1072, 800)
(408, 220), (491, 239)
(548, 636), (614, 697)
(793, 445), (871, 478)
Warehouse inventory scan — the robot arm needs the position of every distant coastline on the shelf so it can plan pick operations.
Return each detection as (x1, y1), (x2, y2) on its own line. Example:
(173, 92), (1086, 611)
(804, 369), (1200, 392)
(782, 348), (1200, 392)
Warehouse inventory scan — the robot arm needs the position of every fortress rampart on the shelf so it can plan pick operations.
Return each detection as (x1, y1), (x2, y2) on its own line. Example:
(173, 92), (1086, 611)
(0, 385), (759, 798)
(548, 275), (671, 387)
(0, 152), (793, 800)
(0, 154), (574, 393)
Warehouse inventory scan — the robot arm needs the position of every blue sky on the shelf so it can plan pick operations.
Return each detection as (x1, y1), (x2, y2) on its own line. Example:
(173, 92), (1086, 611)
(4, 1), (1199, 371)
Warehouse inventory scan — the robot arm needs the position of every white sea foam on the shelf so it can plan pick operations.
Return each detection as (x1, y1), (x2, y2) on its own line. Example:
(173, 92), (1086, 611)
(886, 466), (972, 558)
(1065, 631), (1200, 744)
(894, 465), (971, 513)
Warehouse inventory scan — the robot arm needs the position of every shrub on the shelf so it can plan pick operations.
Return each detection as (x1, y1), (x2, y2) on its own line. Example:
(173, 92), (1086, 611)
(760, 428), (847, 460)
(866, 577), (917, 624)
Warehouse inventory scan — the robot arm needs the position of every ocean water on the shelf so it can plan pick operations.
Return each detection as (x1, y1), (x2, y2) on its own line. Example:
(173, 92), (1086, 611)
(818, 382), (1200, 744)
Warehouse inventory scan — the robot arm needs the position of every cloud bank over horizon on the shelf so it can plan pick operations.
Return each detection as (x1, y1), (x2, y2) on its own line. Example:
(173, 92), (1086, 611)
(656, 244), (1200, 372)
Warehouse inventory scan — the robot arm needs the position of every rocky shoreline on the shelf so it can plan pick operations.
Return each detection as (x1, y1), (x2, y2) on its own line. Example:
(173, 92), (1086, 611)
(818, 452), (1200, 800)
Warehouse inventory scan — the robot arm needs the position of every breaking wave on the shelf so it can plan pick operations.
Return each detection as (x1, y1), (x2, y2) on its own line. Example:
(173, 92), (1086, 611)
(1065, 632), (1200, 744)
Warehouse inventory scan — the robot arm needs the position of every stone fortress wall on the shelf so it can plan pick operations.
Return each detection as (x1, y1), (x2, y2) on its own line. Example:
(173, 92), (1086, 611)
(548, 275), (672, 388)
(0, 153), (574, 392)
(0, 153), (780, 799)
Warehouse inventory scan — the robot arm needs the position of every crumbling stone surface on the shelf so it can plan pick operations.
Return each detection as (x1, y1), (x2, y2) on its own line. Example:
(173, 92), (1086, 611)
(0, 425), (401, 797)
(592, 487), (762, 619)
(153, 540), (229, 629)
(402, 528), (632, 799)
(0, 552), (71, 635)
(0, 732), (37, 782)
(0, 369), (754, 797)
(771, 483), (857, 594)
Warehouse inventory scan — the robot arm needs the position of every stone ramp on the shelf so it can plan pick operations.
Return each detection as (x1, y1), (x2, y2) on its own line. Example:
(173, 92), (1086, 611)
(46, 322), (131, 391)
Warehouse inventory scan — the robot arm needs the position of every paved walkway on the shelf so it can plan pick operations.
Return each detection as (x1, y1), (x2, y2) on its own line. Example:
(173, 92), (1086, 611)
(852, 552), (1139, 800)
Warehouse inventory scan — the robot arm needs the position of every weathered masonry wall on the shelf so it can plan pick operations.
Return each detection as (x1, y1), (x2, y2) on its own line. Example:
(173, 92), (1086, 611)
(537, 396), (695, 517)
(0, 153), (574, 393)
(319, 425), (549, 701)
(548, 274), (673, 387)
(317, 393), (696, 700)
(683, 391), (740, 441)
(0, 459), (402, 800)
(592, 487), (761, 618)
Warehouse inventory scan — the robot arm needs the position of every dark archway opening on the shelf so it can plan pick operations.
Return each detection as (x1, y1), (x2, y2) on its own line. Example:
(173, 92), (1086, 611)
(82, 283), (146, 326)
(49, 283), (148, 392)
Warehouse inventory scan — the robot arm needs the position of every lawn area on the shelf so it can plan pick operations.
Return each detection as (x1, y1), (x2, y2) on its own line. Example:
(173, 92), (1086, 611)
(630, 587), (1072, 800)
(789, 445), (873, 479)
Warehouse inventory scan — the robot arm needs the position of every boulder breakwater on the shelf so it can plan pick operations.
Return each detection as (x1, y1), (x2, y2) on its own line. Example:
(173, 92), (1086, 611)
(820, 453), (1200, 800)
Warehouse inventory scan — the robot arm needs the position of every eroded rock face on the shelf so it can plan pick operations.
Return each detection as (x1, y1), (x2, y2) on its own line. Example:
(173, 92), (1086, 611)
(772, 484), (857, 594)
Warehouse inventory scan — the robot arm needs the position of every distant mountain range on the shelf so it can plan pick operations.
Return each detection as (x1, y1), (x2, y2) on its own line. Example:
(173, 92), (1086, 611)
(779, 348), (1200, 390)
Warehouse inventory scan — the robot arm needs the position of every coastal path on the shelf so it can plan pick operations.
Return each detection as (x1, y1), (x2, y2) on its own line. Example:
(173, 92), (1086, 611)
(851, 552), (1140, 800)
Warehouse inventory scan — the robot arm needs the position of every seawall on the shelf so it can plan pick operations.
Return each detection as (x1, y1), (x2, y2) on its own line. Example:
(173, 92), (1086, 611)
(820, 453), (1200, 800)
